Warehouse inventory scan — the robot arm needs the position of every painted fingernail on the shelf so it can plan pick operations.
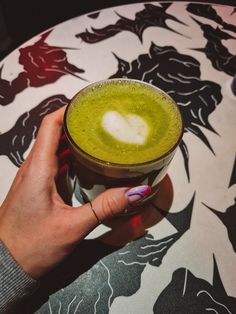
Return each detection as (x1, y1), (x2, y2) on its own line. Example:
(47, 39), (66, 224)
(126, 185), (151, 203)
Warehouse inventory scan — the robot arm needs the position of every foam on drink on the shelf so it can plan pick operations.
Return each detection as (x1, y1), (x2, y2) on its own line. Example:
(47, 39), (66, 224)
(102, 111), (149, 145)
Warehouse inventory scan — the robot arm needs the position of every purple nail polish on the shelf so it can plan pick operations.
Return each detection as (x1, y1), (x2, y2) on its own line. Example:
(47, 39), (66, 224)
(127, 185), (151, 203)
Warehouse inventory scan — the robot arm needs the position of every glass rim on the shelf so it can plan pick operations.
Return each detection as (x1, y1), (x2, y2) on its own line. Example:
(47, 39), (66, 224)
(64, 78), (184, 168)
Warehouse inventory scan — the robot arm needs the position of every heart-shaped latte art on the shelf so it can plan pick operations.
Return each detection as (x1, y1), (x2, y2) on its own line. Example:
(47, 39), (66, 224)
(102, 111), (149, 145)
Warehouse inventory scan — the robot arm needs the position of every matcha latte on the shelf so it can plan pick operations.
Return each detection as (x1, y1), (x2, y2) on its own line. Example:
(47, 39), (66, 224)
(65, 80), (182, 165)
(64, 79), (183, 203)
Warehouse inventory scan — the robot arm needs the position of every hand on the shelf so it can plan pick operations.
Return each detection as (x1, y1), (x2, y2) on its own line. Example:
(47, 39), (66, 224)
(0, 107), (151, 279)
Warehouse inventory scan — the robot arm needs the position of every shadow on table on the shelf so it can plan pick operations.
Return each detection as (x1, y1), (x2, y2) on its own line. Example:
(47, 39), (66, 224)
(18, 238), (122, 313)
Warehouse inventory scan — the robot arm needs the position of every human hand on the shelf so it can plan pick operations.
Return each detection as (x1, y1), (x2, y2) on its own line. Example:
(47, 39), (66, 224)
(0, 107), (151, 279)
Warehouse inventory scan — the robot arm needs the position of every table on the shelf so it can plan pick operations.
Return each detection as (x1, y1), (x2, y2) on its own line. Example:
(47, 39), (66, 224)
(0, 2), (236, 313)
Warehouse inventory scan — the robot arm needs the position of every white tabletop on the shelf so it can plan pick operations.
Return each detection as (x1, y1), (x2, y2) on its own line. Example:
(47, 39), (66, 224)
(0, 2), (236, 313)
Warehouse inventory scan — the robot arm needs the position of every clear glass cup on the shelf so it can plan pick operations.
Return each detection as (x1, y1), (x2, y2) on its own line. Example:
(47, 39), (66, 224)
(64, 79), (183, 205)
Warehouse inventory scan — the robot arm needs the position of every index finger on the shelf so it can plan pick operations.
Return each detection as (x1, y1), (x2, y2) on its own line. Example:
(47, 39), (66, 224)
(32, 106), (66, 161)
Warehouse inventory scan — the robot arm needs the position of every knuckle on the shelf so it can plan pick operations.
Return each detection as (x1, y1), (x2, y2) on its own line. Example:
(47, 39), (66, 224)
(103, 193), (120, 218)
(41, 113), (53, 125)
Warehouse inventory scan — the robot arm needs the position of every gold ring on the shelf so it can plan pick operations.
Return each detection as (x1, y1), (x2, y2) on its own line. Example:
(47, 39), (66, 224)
(89, 201), (101, 224)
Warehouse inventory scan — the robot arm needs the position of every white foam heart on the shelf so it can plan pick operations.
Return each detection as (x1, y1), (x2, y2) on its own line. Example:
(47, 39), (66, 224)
(102, 111), (149, 145)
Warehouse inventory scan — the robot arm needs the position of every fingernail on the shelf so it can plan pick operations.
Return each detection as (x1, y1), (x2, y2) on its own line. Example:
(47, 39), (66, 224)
(126, 185), (151, 203)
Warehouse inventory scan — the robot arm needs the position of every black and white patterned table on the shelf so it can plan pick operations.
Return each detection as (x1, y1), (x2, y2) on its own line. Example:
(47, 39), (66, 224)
(0, 2), (236, 313)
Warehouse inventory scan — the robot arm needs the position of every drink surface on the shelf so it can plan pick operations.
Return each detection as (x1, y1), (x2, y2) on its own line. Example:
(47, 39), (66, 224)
(66, 80), (182, 164)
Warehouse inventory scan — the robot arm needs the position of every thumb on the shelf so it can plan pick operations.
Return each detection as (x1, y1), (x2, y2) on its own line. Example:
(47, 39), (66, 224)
(93, 185), (151, 222)
(79, 185), (151, 225)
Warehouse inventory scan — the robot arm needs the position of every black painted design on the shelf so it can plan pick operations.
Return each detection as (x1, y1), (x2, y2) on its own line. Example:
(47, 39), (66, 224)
(35, 194), (194, 313)
(179, 140), (190, 182)
(0, 95), (69, 167)
(110, 43), (222, 178)
(153, 256), (236, 313)
(88, 12), (100, 19)
(192, 18), (236, 77)
(187, 3), (236, 33)
(229, 156), (236, 188)
(76, 3), (186, 43)
(204, 200), (236, 252)
(152, 193), (194, 233)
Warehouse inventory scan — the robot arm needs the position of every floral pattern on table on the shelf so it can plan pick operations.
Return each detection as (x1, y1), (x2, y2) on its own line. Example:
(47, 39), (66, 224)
(109, 43), (222, 180)
(153, 257), (236, 313)
(76, 4), (186, 43)
(0, 31), (85, 106)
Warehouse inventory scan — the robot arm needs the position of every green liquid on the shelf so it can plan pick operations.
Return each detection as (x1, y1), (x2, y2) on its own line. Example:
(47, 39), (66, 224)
(66, 80), (182, 164)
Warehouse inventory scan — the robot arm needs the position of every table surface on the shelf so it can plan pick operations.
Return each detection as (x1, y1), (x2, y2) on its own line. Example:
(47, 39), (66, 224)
(0, 1), (236, 313)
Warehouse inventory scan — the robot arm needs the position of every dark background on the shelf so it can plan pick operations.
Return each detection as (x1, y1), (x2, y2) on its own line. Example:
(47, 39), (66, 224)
(0, 0), (235, 61)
